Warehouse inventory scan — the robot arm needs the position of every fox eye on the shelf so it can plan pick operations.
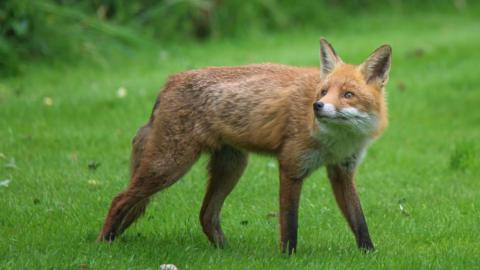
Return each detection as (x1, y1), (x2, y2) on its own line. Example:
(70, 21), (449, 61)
(320, 89), (328, 96)
(343, 91), (354, 98)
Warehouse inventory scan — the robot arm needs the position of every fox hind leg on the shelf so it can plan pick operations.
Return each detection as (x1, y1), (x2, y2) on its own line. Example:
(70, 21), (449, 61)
(97, 187), (151, 242)
(104, 123), (152, 238)
(98, 136), (201, 242)
(108, 123), (154, 235)
(200, 145), (248, 248)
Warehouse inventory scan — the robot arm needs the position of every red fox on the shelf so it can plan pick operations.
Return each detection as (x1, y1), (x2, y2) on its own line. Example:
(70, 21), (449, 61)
(98, 38), (391, 255)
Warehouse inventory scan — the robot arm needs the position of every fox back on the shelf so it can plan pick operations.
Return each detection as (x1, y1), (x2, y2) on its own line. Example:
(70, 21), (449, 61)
(153, 64), (319, 153)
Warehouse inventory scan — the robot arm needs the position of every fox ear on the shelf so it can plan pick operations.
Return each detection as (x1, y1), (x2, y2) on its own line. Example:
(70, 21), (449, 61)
(361, 45), (392, 87)
(320, 38), (342, 79)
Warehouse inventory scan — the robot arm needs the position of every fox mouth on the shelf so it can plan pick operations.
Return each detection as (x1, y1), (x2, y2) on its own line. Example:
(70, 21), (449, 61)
(315, 112), (355, 121)
(315, 108), (378, 134)
(313, 102), (376, 130)
(317, 114), (346, 121)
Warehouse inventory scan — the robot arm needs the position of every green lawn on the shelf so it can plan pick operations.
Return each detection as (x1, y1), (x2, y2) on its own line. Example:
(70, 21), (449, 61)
(1, 13), (479, 269)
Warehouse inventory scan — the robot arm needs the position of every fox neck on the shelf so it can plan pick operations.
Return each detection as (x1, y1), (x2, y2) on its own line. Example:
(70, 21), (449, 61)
(299, 117), (377, 177)
(316, 121), (372, 163)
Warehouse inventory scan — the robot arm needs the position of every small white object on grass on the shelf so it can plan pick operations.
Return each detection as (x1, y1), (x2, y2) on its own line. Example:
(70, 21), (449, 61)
(117, 87), (127, 98)
(43, 97), (54, 106)
(160, 264), (178, 270)
(267, 161), (276, 169)
(87, 179), (101, 190)
(0, 179), (11, 187)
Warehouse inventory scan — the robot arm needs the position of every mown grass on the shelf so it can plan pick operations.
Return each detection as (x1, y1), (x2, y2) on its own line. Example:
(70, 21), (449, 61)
(1, 13), (480, 269)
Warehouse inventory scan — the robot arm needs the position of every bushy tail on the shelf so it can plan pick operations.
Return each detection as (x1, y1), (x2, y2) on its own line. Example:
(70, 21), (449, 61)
(130, 94), (160, 175)
(131, 124), (151, 177)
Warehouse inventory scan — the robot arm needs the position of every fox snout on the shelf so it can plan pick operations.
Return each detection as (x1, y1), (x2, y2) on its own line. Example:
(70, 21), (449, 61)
(313, 100), (378, 134)
(313, 101), (337, 119)
(314, 101), (372, 122)
(313, 101), (324, 110)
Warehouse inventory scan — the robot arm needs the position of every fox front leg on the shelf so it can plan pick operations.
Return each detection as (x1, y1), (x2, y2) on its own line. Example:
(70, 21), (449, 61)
(326, 162), (374, 251)
(278, 167), (304, 255)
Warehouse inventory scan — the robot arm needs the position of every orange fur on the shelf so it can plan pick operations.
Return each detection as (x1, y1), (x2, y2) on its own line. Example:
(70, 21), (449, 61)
(98, 39), (392, 255)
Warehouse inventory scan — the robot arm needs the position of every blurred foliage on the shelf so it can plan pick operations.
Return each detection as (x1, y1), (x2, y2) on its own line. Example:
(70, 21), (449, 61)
(0, 0), (476, 76)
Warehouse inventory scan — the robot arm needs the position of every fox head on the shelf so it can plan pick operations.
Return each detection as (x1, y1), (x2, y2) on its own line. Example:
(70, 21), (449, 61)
(314, 38), (391, 137)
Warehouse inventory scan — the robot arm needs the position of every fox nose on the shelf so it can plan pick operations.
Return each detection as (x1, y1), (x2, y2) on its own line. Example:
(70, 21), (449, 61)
(314, 101), (324, 111)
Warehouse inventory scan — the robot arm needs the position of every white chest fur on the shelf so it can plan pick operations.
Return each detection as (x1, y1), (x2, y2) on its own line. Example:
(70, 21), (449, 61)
(300, 122), (371, 176)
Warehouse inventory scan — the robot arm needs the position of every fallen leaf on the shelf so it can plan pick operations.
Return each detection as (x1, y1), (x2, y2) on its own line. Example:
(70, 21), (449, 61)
(266, 212), (277, 218)
(160, 264), (177, 270)
(87, 179), (100, 187)
(117, 87), (127, 98)
(0, 179), (11, 187)
(43, 97), (54, 106)
(88, 161), (101, 170)
(267, 161), (276, 169)
(398, 198), (410, 217)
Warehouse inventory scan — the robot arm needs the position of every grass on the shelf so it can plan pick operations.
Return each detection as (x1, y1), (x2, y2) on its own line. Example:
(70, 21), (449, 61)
(1, 13), (480, 269)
